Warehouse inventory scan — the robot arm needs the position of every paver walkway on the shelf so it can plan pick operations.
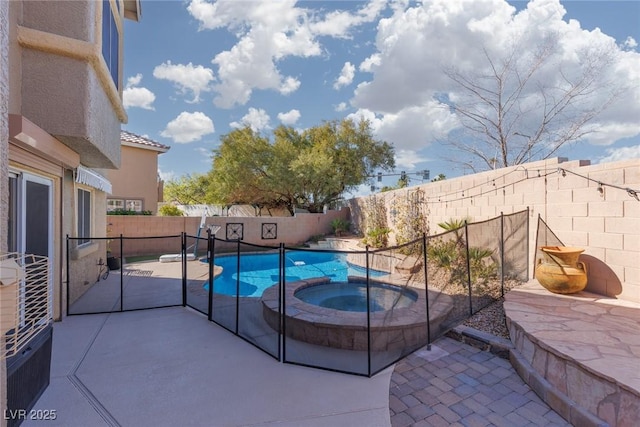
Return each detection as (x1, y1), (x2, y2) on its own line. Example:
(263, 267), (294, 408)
(389, 337), (571, 427)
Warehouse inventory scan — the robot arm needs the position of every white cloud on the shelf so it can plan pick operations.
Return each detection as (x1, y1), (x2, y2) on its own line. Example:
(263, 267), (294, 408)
(395, 149), (430, 170)
(333, 62), (356, 90)
(158, 169), (177, 182)
(277, 109), (301, 125)
(622, 36), (638, 51)
(187, 0), (387, 108)
(335, 102), (348, 112)
(347, 102), (459, 152)
(230, 107), (271, 132)
(153, 61), (215, 103)
(126, 74), (143, 87)
(359, 54), (381, 72)
(194, 147), (213, 164)
(599, 145), (640, 163)
(280, 77), (301, 95)
(309, 0), (387, 38)
(349, 0), (640, 153)
(161, 112), (215, 143)
(123, 73), (155, 110)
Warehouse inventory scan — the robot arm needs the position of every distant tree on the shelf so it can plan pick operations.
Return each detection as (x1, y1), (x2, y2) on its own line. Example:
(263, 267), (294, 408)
(158, 204), (184, 216)
(397, 173), (409, 188)
(443, 34), (622, 172)
(164, 174), (210, 205)
(431, 173), (446, 182)
(208, 119), (395, 214)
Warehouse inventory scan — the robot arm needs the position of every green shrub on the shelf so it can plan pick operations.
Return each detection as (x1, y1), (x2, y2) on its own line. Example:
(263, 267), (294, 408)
(107, 209), (152, 215)
(158, 205), (184, 216)
(469, 247), (497, 282)
(330, 218), (350, 235)
(427, 239), (457, 268)
(362, 226), (390, 248)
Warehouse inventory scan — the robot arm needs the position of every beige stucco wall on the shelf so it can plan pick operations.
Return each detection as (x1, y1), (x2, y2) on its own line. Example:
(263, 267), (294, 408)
(14, 0), (125, 169)
(1, 0), (9, 423)
(349, 157), (640, 303)
(107, 145), (161, 214)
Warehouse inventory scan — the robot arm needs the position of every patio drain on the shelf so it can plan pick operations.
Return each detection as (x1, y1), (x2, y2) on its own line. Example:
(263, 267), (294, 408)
(124, 269), (153, 277)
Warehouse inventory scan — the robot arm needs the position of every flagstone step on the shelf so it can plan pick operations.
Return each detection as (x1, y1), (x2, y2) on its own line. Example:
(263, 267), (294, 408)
(505, 281), (640, 427)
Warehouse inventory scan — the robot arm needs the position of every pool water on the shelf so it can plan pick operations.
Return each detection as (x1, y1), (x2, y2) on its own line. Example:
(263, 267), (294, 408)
(205, 251), (386, 297)
(294, 282), (418, 312)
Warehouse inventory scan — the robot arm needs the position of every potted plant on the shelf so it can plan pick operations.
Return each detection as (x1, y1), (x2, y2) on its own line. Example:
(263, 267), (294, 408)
(106, 250), (120, 271)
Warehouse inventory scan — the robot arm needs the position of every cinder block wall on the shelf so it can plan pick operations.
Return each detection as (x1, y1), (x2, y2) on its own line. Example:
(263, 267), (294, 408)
(106, 209), (349, 257)
(348, 158), (640, 302)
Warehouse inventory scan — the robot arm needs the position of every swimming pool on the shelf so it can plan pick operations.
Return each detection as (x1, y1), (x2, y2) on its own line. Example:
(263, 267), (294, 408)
(205, 251), (386, 297)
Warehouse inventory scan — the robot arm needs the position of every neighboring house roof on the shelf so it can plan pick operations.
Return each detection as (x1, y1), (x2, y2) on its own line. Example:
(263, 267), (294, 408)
(121, 130), (170, 153)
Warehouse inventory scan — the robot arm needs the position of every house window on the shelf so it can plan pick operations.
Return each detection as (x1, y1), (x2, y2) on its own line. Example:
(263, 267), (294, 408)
(125, 199), (143, 212)
(102, 0), (120, 88)
(107, 198), (124, 212)
(77, 188), (92, 245)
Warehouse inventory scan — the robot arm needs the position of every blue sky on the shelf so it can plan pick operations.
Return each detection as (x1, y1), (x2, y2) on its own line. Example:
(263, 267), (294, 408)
(122, 0), (640, 193)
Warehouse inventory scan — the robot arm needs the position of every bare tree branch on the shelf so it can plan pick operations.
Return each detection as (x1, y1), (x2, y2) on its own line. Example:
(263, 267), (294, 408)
(442, 34), (622, 170)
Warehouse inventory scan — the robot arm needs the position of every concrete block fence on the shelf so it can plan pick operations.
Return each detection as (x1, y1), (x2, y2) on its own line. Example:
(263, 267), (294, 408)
(107, 209), (349, 257)
(348, 157), (640, 303)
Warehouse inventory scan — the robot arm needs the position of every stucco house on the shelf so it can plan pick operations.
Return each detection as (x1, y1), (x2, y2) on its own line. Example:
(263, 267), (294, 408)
(1, 0), (141, 423)
(107, 130), (170, 215)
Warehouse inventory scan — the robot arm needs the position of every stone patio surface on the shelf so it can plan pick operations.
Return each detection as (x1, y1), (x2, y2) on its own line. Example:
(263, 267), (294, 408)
(506, 281), (640, 426)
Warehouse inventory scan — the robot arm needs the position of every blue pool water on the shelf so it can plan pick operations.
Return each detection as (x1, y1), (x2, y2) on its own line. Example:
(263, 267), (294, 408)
(204, 251), (386, 297)
(295, 282), (418, 312)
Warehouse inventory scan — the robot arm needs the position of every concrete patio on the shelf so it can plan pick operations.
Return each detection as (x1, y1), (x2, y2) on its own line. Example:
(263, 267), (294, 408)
(24, 305), (575, 427)
(23, 306), (393, 427)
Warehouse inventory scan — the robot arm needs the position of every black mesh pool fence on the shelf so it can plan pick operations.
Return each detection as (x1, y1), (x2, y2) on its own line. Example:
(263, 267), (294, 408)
(66, 209), (529, 376)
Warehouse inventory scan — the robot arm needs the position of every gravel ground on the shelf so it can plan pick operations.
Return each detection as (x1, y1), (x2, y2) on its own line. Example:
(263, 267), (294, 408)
(415, 261), (519, 340)
(462, 297), (510, 339)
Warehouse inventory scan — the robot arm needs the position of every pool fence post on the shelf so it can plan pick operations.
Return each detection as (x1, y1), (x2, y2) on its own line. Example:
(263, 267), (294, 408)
(181, 232), (187, 307)
(281, 244), (287, 362)
(235, 239), (240, 335)
(279, 243), (284, 362)
(65, 235), (70, 315)
(464, 221), (472, 316)
(526, 207), (531, 281)
(422, 233), (431, 350)
(500, 212), (505, 297)
(366, 245), (372, 377)
(207, 229), (214, 321)
(120, 234), (124, 312)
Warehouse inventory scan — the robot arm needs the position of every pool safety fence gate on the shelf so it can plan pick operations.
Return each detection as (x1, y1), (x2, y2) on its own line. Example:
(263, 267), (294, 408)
(66, 210), (529, 377)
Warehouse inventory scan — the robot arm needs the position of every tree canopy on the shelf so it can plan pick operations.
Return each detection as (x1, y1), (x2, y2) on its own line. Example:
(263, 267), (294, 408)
(207, 118), (395, 214)
(163, 174), (211, 205)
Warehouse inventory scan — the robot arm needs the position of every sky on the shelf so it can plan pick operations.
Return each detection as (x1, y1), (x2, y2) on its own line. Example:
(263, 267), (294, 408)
(122, 0), (640, 193)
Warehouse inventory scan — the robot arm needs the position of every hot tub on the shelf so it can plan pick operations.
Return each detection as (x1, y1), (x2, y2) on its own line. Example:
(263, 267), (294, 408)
(261, 276), (451, 351)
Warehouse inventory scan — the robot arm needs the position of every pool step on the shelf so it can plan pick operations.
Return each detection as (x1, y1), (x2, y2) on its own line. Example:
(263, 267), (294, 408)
(306, 238), (361, 251)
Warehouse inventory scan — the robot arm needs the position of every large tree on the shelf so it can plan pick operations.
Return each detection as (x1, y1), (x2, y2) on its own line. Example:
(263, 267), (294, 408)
(443, 34), (623, 172)
(208, 118), (395, 214)
(164, 174), (211, 205)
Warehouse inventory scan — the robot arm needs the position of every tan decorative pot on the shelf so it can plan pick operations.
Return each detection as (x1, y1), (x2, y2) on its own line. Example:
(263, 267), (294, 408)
(535, 246), (588, 294)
